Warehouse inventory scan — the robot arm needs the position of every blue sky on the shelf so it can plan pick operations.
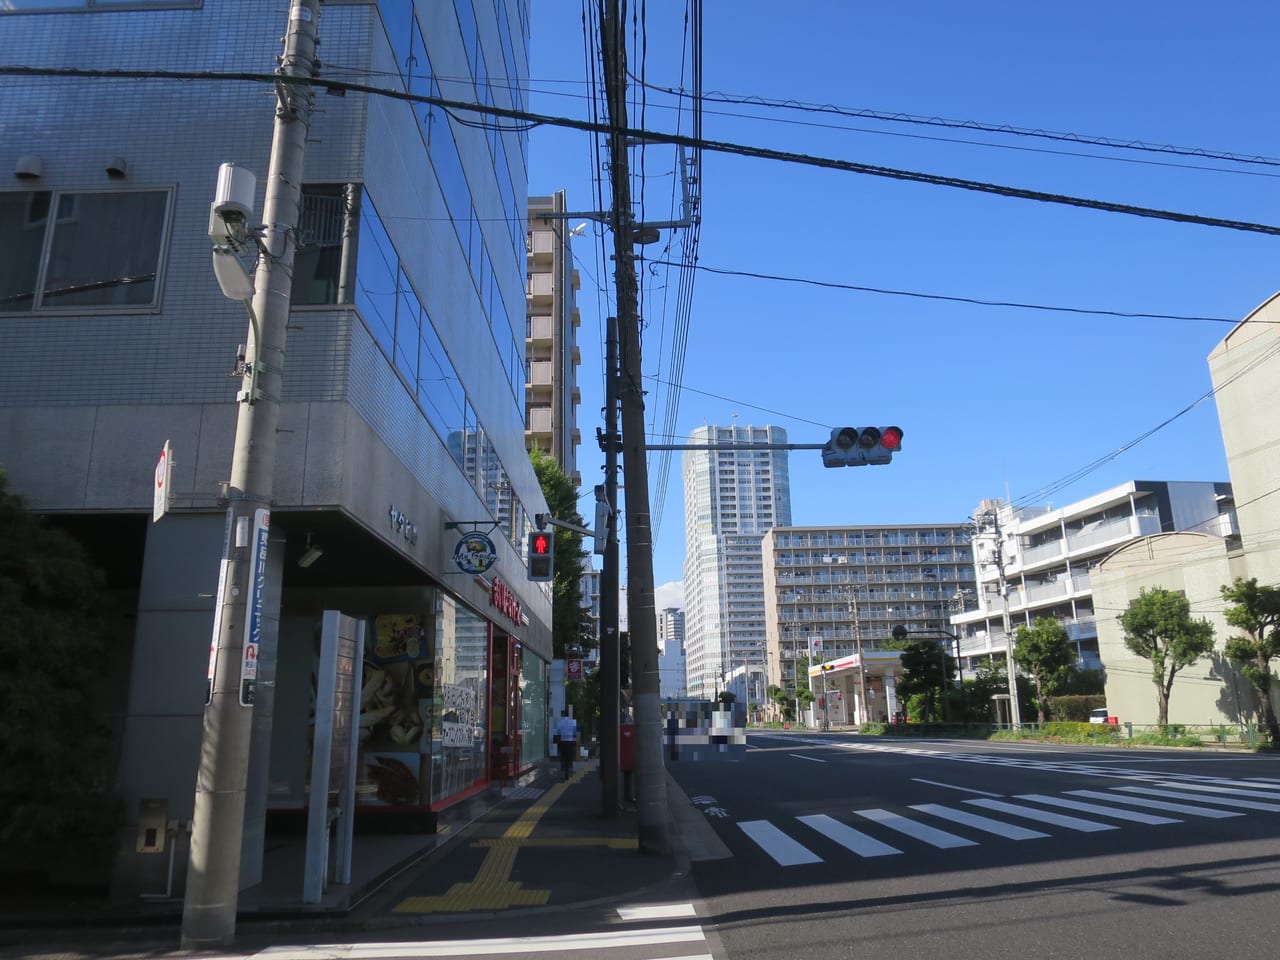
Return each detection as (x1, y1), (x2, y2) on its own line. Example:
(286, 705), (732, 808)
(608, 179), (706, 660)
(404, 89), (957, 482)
(525, 1), (1280, 600)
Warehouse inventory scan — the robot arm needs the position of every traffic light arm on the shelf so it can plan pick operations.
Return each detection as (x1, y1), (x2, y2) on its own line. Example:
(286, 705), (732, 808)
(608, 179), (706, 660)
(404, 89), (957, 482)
(535, 512), (595, 538)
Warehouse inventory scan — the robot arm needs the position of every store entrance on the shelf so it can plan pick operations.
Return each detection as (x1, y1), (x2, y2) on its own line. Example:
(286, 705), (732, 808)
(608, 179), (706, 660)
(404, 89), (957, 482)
(489, 633), (521, 780)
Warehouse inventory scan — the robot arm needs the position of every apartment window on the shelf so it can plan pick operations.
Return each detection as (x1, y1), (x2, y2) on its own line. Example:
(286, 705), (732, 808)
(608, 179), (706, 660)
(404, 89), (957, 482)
(1, 189), (170, 313)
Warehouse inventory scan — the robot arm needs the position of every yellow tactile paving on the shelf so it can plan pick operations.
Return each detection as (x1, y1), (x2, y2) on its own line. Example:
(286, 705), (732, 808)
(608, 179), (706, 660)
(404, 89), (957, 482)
(394, 765), (630, 913)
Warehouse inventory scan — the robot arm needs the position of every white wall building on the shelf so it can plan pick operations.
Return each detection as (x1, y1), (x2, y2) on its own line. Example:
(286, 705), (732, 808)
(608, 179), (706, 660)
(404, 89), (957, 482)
(682, 424), (792, 700)
(953, 482), (1237, 674)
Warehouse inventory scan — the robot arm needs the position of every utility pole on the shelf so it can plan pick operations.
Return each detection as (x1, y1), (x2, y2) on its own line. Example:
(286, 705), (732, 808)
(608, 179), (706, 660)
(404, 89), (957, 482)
(598, 317), (620, 816)
(980, 506), (1022, 730)
(850, 594), (868, 725)
(601, 0), (668, 854)
(181, 1), (318, 948)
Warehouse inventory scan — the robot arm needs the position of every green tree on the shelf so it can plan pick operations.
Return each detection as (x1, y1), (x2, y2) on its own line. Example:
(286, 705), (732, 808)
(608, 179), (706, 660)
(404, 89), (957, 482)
(1220, 577), (1280, 745)
(897, 641), (955, 722)
(1014, 617), (1076, 723)
(530, 449), (596, 659)
(0, 471), (120, 886)
(1118, 587), (1215, 727)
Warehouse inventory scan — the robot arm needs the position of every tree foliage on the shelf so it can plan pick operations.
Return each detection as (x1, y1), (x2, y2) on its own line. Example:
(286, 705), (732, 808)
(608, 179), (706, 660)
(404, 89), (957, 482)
(1118, 586), (1215, 727)
(529, 449), (596, 659)
(896, 641), (956, 722)
(1220, 577), (1280, 745)
(0, 471), (120, 886)
(1014, 617), (1076, 723)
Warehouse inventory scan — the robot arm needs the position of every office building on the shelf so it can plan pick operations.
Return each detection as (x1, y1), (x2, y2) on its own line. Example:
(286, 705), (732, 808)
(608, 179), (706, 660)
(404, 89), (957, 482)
(657, 607), (687, 699)
(682, 424), (792, 700)
(0, 0), (544, 899)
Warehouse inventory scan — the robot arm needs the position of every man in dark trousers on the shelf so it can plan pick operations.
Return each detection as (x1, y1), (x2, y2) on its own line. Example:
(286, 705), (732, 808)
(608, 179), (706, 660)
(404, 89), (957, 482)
(554, 709), (578, 779)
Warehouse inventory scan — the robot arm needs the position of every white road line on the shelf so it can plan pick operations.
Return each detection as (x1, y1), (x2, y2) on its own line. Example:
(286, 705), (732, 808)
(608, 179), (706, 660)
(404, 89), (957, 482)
(616, 903), (698, 920)
(911, 803), (1049, 840)
(1013, 793), (1180, 825)
(254, 926), (708, 958)
(964, 798), (1118, 832)
(853, 808), (978, 848)
(911, 778), (1003, 797)
(738, 819), (823, 865)
(1150, 779), (1280, 800)
(789, 753), (826, 762)
(797, 813), (902, 857)
(1114, 785), (1280, 813)
(1066, 789), (1242, 819)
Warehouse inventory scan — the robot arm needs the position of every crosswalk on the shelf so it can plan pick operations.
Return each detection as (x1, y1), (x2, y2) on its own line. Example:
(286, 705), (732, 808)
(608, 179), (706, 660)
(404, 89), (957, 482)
(731, 778), (1280, 867)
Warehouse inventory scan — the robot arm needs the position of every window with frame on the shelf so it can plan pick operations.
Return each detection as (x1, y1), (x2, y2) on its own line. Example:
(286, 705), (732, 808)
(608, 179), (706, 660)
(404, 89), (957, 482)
(0, 189), (170, 312)
(0, 1), (200, 12)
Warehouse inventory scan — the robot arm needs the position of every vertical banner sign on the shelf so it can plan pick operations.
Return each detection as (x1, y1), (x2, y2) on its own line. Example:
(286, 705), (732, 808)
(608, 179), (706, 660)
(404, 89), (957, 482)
(239, 508), (271, 706)
(152, 440), (172, 523)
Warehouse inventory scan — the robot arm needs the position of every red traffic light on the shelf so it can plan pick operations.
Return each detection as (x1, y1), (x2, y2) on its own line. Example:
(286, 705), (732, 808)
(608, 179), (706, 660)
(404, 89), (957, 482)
(880, 426), (903, 452)
(531, 532), (552, 556)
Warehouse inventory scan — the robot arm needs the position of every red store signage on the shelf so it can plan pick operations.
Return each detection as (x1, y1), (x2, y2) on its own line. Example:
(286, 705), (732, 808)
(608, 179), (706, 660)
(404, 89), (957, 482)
(490, 576), (523, 626)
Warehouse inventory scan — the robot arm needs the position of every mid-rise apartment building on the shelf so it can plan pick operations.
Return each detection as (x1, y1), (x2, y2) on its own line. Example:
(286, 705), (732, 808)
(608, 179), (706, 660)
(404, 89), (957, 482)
(682, 425), (792, 699)
(762, 524), (976, 707)
(953, 481), (1237, 668)
(526, 191), (582, 486)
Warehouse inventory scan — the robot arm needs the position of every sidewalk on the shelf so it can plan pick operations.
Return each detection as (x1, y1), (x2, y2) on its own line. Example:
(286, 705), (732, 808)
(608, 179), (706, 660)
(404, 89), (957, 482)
(0, 759), (715, 949)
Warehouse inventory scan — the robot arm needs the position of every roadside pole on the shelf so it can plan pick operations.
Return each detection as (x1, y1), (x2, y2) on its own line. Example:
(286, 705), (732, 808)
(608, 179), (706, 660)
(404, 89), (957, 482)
(598, 317), (620, 816)
(601, 0), (669, 854)
(181, 1), (318, 947)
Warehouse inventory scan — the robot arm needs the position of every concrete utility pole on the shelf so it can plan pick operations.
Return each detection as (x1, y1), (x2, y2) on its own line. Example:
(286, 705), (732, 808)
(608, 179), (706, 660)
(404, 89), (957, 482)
(181, 0), (318, 947)
(980, 506), (1022, 730)
(598, 316), (621, 816)
(601, 0), (668, 854)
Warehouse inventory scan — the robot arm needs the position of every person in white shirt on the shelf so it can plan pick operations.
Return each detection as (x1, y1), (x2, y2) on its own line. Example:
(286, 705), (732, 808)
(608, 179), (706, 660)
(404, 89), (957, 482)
(554, 710), (578, 779)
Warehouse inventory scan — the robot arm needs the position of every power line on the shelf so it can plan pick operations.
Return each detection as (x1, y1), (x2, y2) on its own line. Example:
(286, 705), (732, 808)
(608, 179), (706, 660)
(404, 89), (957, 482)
(7, 65), (1280, 236)
(649, 260), (1240, 323)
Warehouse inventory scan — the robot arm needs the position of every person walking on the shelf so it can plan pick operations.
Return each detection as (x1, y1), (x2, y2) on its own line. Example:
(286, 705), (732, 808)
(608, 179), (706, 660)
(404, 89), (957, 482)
(554, 709), (578, 779)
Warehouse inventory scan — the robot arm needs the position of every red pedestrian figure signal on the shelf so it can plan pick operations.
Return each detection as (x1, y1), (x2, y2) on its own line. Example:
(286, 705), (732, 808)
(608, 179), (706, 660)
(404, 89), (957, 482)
(528, 530), (555, 581)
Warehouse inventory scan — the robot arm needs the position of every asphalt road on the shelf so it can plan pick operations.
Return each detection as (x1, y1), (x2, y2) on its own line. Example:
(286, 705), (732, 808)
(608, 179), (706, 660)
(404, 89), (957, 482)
(668, 732), (1280, 960)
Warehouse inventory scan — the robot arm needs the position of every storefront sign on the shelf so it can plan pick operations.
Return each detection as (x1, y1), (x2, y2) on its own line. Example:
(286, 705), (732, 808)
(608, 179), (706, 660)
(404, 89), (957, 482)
(388, 505), (419, 545)
(490, 576), (523, 626)
(567, 658), (583, 681)
(239, 508), (270, 706)
(453, 530), (497, 574)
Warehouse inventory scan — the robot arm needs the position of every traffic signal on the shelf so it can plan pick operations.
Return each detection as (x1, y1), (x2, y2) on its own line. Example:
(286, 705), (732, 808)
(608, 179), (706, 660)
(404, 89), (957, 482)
(528, 530), (555, 581)
(821, 426), (903, 467)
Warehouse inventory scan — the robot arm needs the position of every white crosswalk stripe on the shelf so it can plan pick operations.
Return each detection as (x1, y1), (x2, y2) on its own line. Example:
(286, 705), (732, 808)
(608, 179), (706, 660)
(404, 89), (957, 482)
(1067, 789), (1243, 818)
(1115, 784), (1280, 812)
(1011, 793), (1181, 825)
(854, 808), (978, 848)
(727, 754), (1280, 868)
(910, 803), (1049, 840)
(797, 813), (902, 857)
(963, 798), (1119, 832)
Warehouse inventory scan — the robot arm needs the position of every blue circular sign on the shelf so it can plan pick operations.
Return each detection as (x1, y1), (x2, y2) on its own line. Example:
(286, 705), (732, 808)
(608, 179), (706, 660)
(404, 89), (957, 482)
(453, 531), (497, 574)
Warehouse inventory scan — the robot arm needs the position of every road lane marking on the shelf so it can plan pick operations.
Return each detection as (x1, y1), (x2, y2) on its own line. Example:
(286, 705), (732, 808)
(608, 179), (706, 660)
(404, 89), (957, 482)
(965, 798), (1118, 832)
(1149, 779), (1280, 800)
(1115, 785), (1280, 813)
(1013, 793), (1180, 825)
(911, 803), (1049, 840)
(789, 753), (826, 762)
(912, 778), (1003, 797)
(255, 925), (709, 957)
(853, 808), (978, 848)
(1066, 789), (1241, 818)
(797, 813), (902, 857)
(617, 902), (698, 920)
(738, 819), (823, 865)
